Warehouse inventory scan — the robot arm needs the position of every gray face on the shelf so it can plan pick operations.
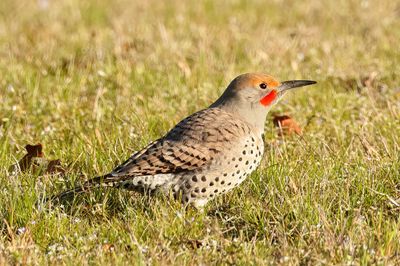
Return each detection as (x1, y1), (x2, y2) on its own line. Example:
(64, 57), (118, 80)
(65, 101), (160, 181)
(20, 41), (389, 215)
(210, 73), (317, 133)
(238, 84), (276, 103)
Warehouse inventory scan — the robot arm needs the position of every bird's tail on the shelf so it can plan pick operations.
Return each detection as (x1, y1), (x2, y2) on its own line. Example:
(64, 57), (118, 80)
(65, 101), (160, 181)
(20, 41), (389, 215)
(45, 173), (117, 203)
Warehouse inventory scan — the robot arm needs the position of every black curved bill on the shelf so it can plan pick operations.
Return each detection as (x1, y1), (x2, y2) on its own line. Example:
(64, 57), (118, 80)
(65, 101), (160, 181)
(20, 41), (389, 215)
(278, 80), (317, 92)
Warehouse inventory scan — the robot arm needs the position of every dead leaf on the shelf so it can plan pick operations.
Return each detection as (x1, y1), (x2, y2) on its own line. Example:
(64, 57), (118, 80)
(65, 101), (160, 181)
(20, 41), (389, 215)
(272, 115), (302, 136)
(45, 159), (66, 175)
(9, 144), (43, 173)
(9, 143), (65, 176)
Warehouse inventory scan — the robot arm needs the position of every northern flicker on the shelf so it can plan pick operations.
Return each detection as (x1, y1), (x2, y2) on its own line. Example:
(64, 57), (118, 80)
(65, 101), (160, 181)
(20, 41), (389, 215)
(52, 73), (316, 208)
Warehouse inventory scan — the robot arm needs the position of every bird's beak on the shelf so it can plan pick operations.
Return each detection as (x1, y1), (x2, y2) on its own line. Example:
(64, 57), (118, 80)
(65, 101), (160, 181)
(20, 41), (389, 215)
(259, 79), (316, 107)
(277, 80), (317, 93)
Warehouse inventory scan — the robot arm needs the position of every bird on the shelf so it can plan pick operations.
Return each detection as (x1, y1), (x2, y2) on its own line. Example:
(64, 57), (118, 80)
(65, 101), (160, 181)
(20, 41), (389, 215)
(51, 73), (316, 208)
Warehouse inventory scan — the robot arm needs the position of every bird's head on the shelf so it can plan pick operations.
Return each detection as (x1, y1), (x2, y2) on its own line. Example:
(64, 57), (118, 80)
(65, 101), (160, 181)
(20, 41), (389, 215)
(222, 73), (316, 107)
(211, 73), (316, 131)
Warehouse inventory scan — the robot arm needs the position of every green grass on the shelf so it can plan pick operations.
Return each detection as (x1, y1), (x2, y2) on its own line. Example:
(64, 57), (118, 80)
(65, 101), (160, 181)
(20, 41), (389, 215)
(1, 0), (399, 264)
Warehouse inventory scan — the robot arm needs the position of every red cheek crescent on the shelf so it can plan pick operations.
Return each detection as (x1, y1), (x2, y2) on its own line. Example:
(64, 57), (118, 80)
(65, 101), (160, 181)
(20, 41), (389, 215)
(260, 90), (278, 106)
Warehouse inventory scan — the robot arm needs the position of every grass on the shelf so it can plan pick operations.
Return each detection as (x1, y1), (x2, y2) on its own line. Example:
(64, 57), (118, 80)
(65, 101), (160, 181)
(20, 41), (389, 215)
(0, 0), (399, 264)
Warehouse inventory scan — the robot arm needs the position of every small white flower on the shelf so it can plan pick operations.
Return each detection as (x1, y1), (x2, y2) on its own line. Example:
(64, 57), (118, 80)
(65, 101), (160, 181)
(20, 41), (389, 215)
(141, 245), (148, 254)
(7, 84), (15, 93)
(97, 70), (107, 77)
(16, 227), (26, 235)
(88, 233), (97, 241)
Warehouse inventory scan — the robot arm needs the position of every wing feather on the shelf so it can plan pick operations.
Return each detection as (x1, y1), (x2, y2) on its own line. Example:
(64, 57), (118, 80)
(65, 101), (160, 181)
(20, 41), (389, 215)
(111, 108), (247, 176)
(86, 108), (250, 186)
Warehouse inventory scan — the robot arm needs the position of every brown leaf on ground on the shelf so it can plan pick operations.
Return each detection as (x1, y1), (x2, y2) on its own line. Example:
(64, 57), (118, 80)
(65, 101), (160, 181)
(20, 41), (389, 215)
(9, 144), (43, 173)
(272, 115), (302, 136)
(45, 159), (66, 175)
(9, 143), (65, 176)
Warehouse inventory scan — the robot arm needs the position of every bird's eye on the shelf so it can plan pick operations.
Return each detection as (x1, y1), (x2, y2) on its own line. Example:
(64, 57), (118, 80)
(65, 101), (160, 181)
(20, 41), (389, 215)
(259, 83), (267, 89)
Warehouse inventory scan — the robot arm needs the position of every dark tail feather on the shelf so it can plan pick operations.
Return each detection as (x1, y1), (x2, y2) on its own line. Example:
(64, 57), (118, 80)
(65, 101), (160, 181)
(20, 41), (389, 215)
(45, 173), (116, 203)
